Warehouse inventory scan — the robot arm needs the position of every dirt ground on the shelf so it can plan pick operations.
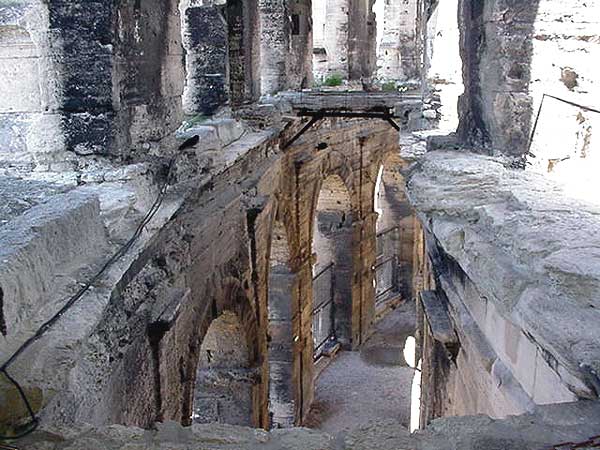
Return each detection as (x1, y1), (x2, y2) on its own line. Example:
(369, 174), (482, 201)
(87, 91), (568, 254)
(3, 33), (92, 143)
(305, 300), (417, 435)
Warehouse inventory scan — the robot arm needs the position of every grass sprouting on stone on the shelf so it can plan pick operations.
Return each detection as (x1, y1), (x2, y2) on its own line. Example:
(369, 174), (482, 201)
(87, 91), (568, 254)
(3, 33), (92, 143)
(323, 74), (344, 87)
(381, 81), (398, 92)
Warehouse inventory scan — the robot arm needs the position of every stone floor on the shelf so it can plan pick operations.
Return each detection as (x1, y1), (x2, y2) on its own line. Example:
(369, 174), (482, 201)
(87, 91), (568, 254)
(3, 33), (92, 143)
(305, 300), (417, 435)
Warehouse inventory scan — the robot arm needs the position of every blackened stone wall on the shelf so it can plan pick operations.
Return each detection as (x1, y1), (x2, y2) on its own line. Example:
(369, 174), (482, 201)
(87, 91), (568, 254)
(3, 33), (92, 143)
(183, 6), (228, 115)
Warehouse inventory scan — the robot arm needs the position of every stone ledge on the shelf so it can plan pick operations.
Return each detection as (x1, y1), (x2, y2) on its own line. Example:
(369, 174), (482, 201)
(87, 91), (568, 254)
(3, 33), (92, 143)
(407, 150), (600, 400)
(13, 400), (600, 450)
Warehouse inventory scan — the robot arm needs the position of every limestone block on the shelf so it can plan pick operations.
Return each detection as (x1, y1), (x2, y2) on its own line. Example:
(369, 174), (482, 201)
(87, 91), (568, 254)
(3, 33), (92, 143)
(408, 150), (600, 404)
(204, 119), (245, 146)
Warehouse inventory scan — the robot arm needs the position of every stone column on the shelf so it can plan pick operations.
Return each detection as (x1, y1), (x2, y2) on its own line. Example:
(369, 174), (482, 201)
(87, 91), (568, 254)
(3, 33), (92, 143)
(259, 0), (290, 96)
(288, 0), (313, 90)
(182, 5), (229, 115)
(378, 0), (420, 81)
(324, 0), (350, 79)
(348, 0), (377, 81)
(457, 0), (537, 155)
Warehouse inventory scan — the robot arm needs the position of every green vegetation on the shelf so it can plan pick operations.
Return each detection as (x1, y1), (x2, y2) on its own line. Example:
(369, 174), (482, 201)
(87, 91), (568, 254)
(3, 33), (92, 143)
(381, 81), (398, 92)
(323, 74), (344, 87)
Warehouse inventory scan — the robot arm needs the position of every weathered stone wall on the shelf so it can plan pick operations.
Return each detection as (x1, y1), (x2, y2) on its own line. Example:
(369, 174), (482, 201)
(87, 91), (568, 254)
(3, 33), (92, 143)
(0, 0), (185, 162)
(456, 0), (600, 157)
(525, 1), (600, 201)
(408, 151), (600, 425)
(0, 0), (66, 168)
(0, 116), (399, 432)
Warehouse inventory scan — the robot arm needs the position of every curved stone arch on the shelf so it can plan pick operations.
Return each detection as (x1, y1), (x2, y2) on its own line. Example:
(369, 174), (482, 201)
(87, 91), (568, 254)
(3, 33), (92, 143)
(372, 151), (417, 315)
(308, 151), (358, 237)
(311, 173), (355, 350)
(192, 310), (254, 425)
(185, 276), (261, 427)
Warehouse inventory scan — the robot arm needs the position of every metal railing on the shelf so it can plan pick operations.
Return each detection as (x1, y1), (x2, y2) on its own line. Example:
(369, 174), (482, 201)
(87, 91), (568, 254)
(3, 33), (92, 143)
(312, 263), (336, 360)
(375, 255), (397, 305)
(376, 226), (399, 258)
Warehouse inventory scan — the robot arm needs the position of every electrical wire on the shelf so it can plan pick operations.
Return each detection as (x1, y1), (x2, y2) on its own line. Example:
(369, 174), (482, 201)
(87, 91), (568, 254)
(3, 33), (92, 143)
(0, 136), (197, 441)
(527, 93), (600, 157)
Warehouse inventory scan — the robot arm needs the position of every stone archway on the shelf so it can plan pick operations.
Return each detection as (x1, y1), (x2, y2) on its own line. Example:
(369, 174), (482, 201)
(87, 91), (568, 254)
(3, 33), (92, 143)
(373, 152), (417, 314)
(312, 174), (354, 354)
(192, 310), (254, 426)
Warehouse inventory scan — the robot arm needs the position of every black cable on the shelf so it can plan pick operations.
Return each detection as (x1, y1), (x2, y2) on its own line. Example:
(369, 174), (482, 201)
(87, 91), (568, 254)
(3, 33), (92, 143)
(0, 137), (196, 440)
(0, 368), (39, 440)
(527, 93), (600, 158)
(544, 94), (600, 115)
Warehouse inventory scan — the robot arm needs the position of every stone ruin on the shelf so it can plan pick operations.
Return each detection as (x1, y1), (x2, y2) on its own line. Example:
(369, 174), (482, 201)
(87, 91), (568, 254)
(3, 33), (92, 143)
(1, 0), (599, 449)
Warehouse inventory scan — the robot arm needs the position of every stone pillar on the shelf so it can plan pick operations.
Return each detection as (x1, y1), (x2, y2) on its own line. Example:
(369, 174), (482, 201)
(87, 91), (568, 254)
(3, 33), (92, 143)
(324, 0), (350, 79)
(457, 0), (537, 155)
(288, 0), (313, 90)
(259, 0), (290, 95)
(114, 0), (185, 153)
(182, 5), (228, 116)
(226, 0), (246, 105)
(348, 0), (377, 81)
(0, 0), (66, 168)
(378, 0), (420, 81)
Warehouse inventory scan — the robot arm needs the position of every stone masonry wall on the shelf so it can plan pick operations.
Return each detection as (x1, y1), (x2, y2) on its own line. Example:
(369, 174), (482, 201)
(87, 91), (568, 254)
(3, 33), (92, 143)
(408, 151), (600, 424)
(456, 0), (600, 157)
(0, 0), (66, 169)
(0, 117), (399, 432)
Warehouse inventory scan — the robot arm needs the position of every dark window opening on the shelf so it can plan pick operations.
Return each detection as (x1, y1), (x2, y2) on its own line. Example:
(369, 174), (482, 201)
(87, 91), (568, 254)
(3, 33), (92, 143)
(291, 14), (300, 35)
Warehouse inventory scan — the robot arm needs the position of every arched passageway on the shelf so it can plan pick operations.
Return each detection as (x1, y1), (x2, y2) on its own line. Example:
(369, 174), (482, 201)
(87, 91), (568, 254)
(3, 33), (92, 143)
(373, 152), (418, 316)
(304, 151), (420, 433)
(312, 174), (354, 357)
(192, 311), (254, 426)
(267, 220), (296, 428)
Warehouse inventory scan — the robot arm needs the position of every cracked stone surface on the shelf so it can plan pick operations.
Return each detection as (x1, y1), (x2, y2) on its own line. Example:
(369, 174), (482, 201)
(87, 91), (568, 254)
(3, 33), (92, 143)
(406, 150), (600, 402)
